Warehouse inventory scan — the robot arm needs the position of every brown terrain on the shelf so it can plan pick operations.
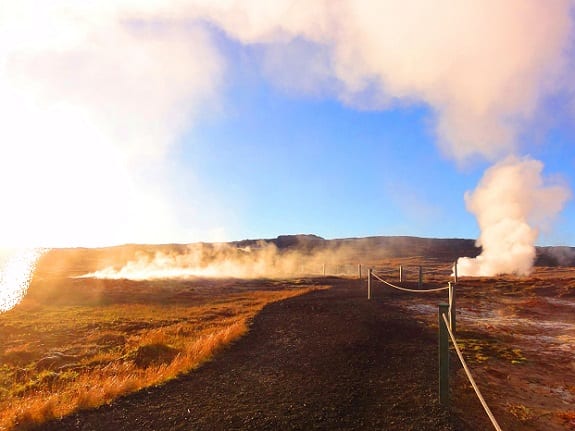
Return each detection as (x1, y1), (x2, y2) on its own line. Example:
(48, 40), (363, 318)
(1, 235), (575, 430)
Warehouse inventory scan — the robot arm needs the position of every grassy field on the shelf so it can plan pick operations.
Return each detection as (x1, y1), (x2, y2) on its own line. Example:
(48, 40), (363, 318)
(0, 276), (324, 430)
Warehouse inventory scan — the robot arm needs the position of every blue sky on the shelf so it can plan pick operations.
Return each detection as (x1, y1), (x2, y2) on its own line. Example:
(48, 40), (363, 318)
(168, 34), (575, 246)
(181, 83), (477, 241)
(184, 89), (574, 245)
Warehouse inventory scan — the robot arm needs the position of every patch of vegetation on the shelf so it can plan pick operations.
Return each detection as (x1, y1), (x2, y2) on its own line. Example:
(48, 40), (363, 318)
(0, 280), (323, 430)
(133, 343), (179, 368)
(506, 403), (535, 423)
(457, 335), (527, 365)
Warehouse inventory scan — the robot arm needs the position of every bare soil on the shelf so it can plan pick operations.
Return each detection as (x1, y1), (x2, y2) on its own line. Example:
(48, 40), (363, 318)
(33, 278), (463, 431)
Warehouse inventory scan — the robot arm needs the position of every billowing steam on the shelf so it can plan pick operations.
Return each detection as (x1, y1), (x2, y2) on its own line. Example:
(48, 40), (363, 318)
(1, 3), (224, 247)
(80, 241), (358, 280)
(194, 0), (571, 162)
(457, 157), (571, 276)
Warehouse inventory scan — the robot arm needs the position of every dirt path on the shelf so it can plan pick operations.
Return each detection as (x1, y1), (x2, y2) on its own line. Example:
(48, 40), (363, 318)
(35, 279), (471, 431)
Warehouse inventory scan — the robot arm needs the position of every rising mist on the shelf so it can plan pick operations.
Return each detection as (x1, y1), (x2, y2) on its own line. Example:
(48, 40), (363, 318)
(457, 157), (571, 276)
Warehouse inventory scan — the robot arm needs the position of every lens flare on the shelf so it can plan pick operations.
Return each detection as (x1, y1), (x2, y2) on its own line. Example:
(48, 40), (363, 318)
(0, 248), (45, 312)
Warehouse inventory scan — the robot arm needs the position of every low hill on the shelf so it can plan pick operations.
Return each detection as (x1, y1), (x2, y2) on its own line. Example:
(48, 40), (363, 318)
(32, 235), (575, 279)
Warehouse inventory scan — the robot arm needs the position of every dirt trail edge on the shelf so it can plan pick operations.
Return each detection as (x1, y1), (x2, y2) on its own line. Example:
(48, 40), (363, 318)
(35, 279), (472, 431)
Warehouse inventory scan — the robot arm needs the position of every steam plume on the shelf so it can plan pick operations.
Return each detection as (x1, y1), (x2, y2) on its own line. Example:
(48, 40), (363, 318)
(1, 3), (224, 247)
(457, 157), (571, 276)
(80, 241), (360, 280)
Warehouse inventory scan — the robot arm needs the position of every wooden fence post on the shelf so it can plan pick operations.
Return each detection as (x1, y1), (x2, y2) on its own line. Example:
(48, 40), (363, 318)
(438, 303), (450, 406)
(367, 268), (372, 300)
(448, 282), (456, 335)
(399, 265), (403, 282)
(358, 264), (362, 280)
(418, 266), (423, 289)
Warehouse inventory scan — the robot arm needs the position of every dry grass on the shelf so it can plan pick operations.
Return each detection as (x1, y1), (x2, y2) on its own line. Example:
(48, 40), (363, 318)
(0, 278), (323, 430)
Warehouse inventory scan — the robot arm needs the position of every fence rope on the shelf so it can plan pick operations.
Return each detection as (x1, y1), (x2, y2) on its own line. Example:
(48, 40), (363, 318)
(441, 314), (503, 431)
(371, 271), (449, 293)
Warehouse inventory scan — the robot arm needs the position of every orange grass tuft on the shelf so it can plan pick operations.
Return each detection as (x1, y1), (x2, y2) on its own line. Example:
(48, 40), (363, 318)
(0, 282), (322, 430)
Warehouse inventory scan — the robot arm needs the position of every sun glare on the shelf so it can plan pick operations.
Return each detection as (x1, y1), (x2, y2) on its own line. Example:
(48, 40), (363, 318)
(0, 248), (45, 312)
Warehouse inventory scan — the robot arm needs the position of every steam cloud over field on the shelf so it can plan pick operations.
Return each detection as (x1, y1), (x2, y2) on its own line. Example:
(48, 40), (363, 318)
(78, 235), (371, 280)
(81, 242), (330, 280)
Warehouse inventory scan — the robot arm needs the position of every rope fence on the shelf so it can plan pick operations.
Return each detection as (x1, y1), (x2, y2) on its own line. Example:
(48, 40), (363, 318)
(293, 263), (366, 278)
(371, 270), (450, 293)
(312, 261), (499, 428)
(441, 312), (503, 431)
(367, 265), (502, 430)
(307, 262), (458, 283)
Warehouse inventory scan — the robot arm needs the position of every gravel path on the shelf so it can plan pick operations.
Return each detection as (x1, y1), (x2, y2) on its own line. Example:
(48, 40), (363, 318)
(36, 279), (469, 431)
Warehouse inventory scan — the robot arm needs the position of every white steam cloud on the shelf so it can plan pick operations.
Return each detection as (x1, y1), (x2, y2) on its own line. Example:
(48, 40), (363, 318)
(457, 157), (571, 276)
(80, 241), (358, 280)
(1, 3), (224, 247)
(1, 1), (574, 279)
(124, 0), (573, 162)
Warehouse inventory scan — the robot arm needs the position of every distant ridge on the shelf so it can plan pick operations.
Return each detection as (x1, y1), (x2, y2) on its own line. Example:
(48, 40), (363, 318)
(33, 235), (575, 278)
(235, 234), (481, 261)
